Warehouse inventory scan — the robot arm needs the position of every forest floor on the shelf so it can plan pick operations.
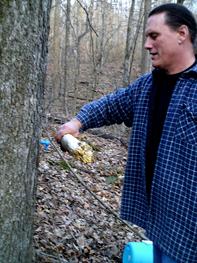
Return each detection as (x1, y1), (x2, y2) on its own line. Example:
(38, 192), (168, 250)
(33, 121), (144, 263)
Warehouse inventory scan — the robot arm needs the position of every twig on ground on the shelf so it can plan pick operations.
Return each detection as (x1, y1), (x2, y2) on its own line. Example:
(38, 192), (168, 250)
(35, 251), (69, 263)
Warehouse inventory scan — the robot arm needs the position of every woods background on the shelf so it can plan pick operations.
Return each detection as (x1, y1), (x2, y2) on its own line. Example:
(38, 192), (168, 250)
(0, 0), (196, 262)
(45, 0), (196, 124)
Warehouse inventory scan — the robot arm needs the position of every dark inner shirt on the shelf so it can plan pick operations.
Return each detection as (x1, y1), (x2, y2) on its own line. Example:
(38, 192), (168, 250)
(145, 69), (183, 200)
(146, 60), (196, 201)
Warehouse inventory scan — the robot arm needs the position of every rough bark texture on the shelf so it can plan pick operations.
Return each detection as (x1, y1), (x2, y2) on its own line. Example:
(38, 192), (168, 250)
(0, 1), (51, 262)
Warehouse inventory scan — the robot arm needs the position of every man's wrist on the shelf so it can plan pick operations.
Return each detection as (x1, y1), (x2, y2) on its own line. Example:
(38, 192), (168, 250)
(71, 118), (83, 130)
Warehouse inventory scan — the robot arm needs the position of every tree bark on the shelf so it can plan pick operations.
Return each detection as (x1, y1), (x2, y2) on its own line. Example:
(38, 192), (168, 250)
(0, 1), (51, 262)
(141, 0), (151, 74)
(46, 0), (61, 113)
(122, 0), (136, 85)
(63, 0), (71, 115)
(128, 0), (144, 81)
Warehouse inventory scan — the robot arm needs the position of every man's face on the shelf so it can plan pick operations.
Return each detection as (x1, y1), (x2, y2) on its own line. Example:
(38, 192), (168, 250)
(145, 13), (180, 73)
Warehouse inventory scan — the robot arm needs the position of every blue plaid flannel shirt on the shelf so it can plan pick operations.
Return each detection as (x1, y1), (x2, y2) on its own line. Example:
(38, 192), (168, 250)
(76, 64), (197, 263)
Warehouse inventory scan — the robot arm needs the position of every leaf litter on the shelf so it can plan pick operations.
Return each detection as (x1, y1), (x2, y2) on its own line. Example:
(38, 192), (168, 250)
(33, 125), (143, 263)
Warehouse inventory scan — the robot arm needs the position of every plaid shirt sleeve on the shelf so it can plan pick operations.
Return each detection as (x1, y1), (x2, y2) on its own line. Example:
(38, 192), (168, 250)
(75, 77), (147, 130)
(76, 86), (134, 130)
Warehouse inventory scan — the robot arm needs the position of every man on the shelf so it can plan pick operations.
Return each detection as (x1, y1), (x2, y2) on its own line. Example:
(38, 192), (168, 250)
(56, 4), (197, 263)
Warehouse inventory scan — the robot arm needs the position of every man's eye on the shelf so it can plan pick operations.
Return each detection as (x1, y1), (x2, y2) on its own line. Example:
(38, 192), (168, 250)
(151, 33), (158, 40)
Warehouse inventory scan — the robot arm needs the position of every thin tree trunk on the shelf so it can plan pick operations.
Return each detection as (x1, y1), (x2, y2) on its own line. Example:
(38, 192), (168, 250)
(73, 0), (95, 104)
(0, 1), (51, 262)
(63, 0), (71, 115)
(128, 0), (144, 81)
(141, 0), (151, 74)
(50, 0), (62, 111)
(122, 0), (136, 86)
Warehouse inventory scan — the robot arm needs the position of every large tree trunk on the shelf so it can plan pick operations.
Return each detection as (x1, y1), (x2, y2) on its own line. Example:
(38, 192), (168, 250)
(0, 1), (51, 262)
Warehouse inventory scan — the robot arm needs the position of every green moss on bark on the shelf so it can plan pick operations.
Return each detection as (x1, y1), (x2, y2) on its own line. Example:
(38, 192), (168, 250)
(0, 0), (12, 23)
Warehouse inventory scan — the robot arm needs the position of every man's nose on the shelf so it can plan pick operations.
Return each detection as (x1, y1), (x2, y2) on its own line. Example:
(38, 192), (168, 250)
(144, 38), (152, 50)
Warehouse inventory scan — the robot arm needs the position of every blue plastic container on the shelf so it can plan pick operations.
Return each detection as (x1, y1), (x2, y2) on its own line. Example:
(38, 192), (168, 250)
(40, 139), (50, 151)
(123, 241), (153, 263)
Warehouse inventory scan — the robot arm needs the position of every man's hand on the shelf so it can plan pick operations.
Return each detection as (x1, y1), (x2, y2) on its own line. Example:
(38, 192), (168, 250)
(55, 118), (82, 142)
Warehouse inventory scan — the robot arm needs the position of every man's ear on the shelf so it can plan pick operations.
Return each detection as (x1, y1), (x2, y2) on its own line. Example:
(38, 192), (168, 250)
(177, 25), (189, 43)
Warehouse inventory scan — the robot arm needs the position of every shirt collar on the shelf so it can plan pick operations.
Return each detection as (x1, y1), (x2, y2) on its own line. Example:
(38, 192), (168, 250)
(182, 61), (197, 78)
(152, 60), (197, 78)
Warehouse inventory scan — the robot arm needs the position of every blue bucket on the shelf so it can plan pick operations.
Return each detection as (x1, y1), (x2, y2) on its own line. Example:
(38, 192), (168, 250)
(123, 241), (153, 263)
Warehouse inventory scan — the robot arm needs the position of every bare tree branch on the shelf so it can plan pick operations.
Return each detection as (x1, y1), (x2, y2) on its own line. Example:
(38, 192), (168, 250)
(76, 0), (98, 37)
